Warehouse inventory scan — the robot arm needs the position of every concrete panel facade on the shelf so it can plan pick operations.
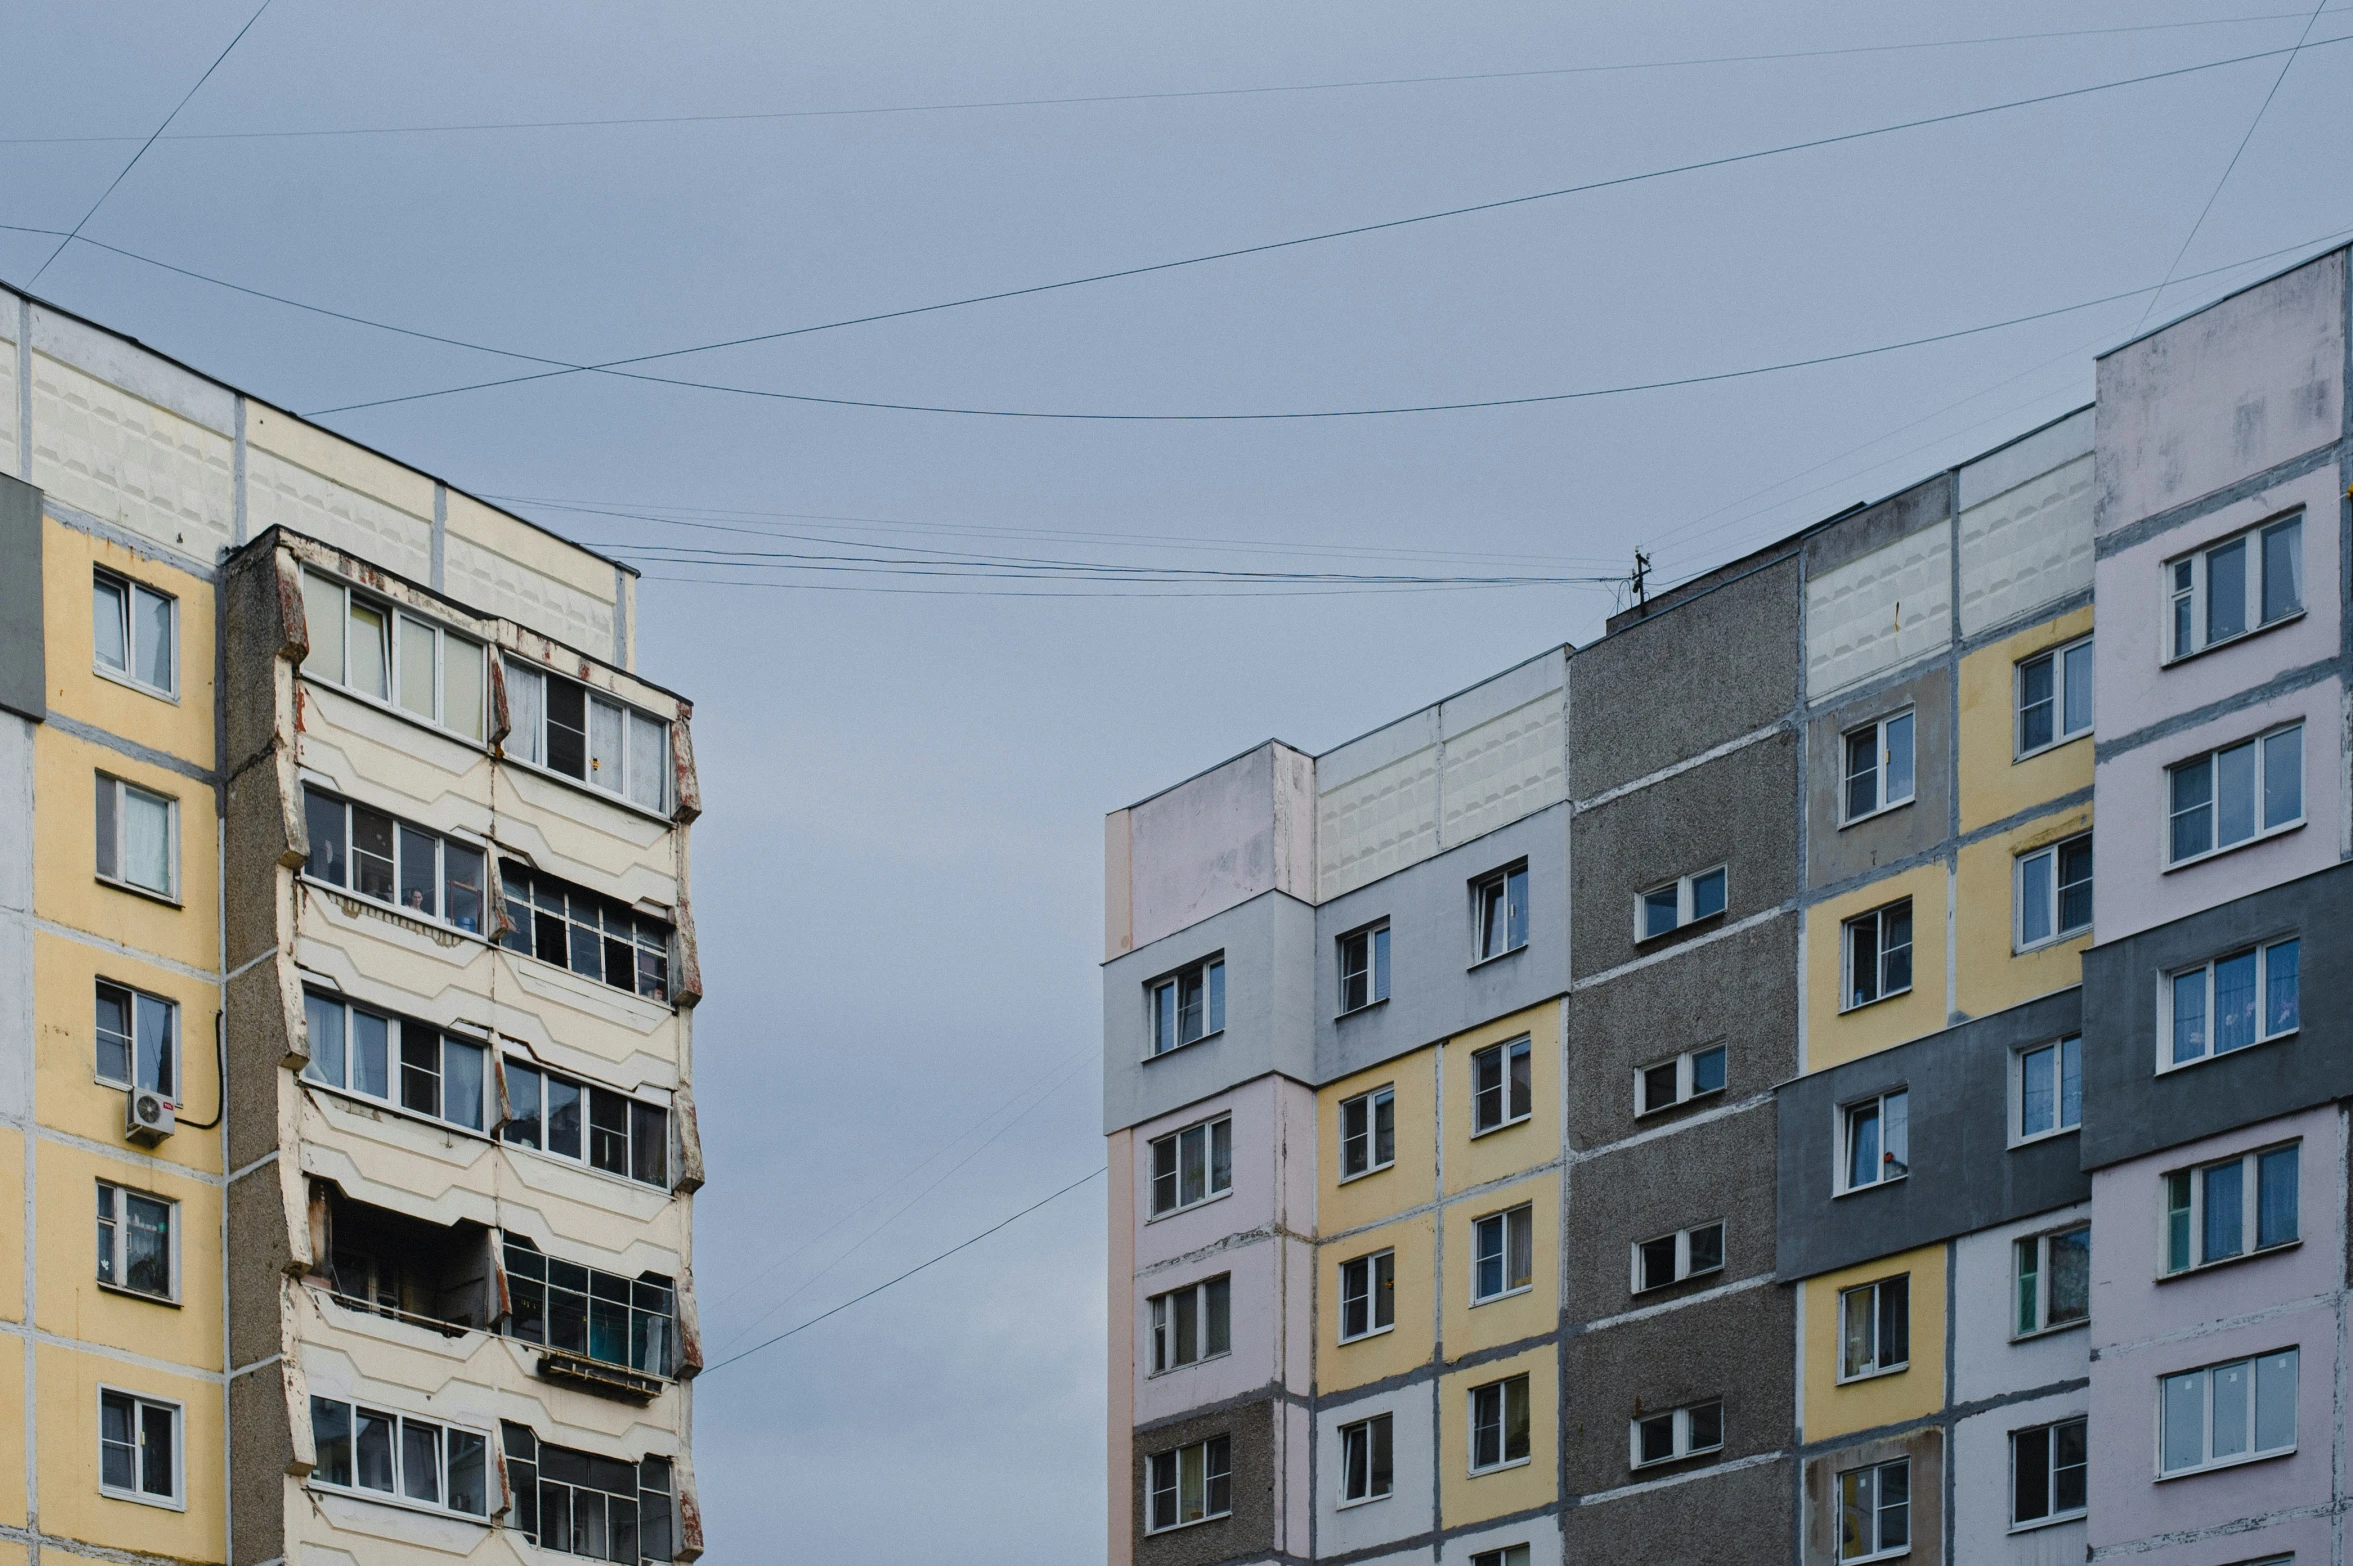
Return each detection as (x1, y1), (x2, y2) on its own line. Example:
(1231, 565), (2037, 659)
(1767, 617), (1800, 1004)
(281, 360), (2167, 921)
(1806, 498), (1954, 702)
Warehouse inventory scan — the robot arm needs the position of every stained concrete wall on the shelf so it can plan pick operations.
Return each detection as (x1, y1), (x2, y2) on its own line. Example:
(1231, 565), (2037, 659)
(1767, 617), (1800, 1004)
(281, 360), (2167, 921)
(0, 475), (40, 722)
(1111, 741), (1316, 960)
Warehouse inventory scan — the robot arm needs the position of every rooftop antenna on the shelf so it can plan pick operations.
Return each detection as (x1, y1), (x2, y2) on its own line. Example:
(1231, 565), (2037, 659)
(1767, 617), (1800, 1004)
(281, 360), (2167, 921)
(1630, 550), (1650, 611)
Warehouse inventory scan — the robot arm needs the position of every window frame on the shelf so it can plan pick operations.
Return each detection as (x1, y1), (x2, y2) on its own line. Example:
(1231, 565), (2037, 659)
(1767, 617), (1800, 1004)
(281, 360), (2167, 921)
(1637, 865), (1728, 942)
(2011, 1034), (2082, 1146)
(1146, 1114), (1233, 1218)
(1840, 709), (1917, 826)
(1636, 1043), (1727, 1116)
(1837, 1274), (1910, 1383)
(2164, 513), (2305, 664)
(2165, 722), (2305, 868)
(2008, 1415), (2088, 1531)
(301, 785), (491, 938)
(1839, 899), (1914, 1011)
(91, 568), (178, 700)
(306, 1394), (494, 1520)
(500, 1237), (678, 1379)
(1144, 1434), (1232, 1533)
(1836, 1456), (1911, 1563)
(497, 651), (674, 816)
(1147, 1274), (1232, 1375)
(2013, 833), (2092, 952)
(1469, 861), (1530, 966)
(94, 978), (178, 1102)
(1467, 1374), (1533, 1474)
(2011, 1223), (2090, 1339)
(1337, 1411), (1395, 1507)
(93, 772), (179, 903)
(1469, 1548), (1531, 1566)
(299, 569), (490, 745)
(303, 992), (493, 1136)
(497, 1056), (671, 1189)
(1838, 1089), (1909, 1194)
(1630, 1399), (1723, 1470)
(1338, 1086), (1395, 1182)
(1337, 1249), (1396, 1343)
(1631, 1220), (1726, 1295)
(2013, 635), (2093, 761)
(496, 857), (675, 1006)
(2157, 1347), (2299, 1478)
(1470, 1204), (1535, 1306)
(2157, 938), (2300, 1072)
(95, 1180), (179, 1305)
(1147, 955), (1227, 1057)
(96, 1387), (183, 1510)
(1337, 921), (1391, 1015)
(1469, 1036), (1533, 1137)
(2161, 1140), (2300, 1276)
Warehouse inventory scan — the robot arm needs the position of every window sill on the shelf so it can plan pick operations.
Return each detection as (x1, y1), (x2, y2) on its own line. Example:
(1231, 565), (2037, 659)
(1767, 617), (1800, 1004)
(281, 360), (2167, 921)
(1470, 1114), (1532, 1140)
(1468, 1457), (1532, 1478)
(2157, 1444), (2295, 1482)
(1144, 1028), (1224, 1064)
(1145, 1188), (1232, 1225)
(95, 1280), (180, 1309)
(2157, 1026), (2298, 1076)
(1833, 1174), (1907, 1199)
(1336, 1162), (1394, 1186)
(1632, 1267), (1724, 1299)
(2008, 1124), (2080, 1151)
(2162, 607), (2306, 669)
(2013, 729), (2089, 766)
(1144, 1510), (1233, 1536)
(1337, 1324), (1395, 1346)
(2006, 1508), (2086, 1534)
(1837, 984), (1913, 1015)
(2159, 1238), (2300, 1282)
(1631, 1446), (1722, 1474)
(93, 663), (180, 705)
(2008, 1318), (2087, 1344)
(1635, 911), (1725, 947)
(98, 1485), (186, 1513)
(1336, 998), (1389, 1021)
(1467, 945), (1526, 973)
(1335, 1489), (1392, 1511)
(305, 1481), (492, 1527)
(1470, 1285), (1533, 1309)
(1147, 1349), (1233, 1379)
(94, 874), (181, 909)
(2164, 816), (2304, 874)
(2012, 924), (2091, 957)
(1837, 797), (1915, 832)
(1839, 1547), (1910, 1564)
(1835, 1363), (1909, 1386)
(1635, 1087), (1725, 1120)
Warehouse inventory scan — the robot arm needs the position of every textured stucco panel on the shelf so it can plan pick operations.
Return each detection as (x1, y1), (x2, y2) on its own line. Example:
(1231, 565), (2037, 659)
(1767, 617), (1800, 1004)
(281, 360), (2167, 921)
(1440, 693), (1563, 847)
(29, 352), (233, 553)
(442, 529), (617, 661)
(1805, 519), (1953, 701)
(246, 447), (433, 583)
(1319, 744), (1438, 899)
(1956, 454), (2092, 636)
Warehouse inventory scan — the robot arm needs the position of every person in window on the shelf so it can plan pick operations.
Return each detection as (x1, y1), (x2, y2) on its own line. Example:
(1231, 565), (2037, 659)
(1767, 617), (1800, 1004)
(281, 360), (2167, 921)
(405, 888), (428, 912)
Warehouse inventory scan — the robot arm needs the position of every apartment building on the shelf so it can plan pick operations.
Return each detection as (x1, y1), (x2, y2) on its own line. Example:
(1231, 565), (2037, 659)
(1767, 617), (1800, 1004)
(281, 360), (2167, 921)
(1103, 245), (2352, 1566)
(0, 286), (704, 1566)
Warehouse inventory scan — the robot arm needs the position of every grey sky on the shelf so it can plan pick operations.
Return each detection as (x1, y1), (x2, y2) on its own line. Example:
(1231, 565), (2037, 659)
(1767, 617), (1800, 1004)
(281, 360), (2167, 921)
(8, 2), (2351, 1555)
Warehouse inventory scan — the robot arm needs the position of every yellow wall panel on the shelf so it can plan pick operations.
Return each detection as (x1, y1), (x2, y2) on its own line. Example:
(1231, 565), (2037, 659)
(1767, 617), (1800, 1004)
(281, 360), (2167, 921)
(1801, 1243), (1946, 1443)
(0, 1340), (23, 1525)
(1805, 865), (1948, 1071)
(36, 932), (224, 1176)
(1956, 606), (2093, 834)
(41, 518), (216, 770)
(1438, 1343), (1557, 1527)
(1317, 1214), (1434, 1393)
(33, 727), (217, 975)
(1443, 1001), (1560, 1192)
(1440, 1175), (1556, 1356)
(0, 1130), (20, 1327)
(1953, 808), (2091, 1021)
(35, 1139), (222, 1370)
(1318, 1047), (1436, 1234)
(34, 1340), (224, 1561)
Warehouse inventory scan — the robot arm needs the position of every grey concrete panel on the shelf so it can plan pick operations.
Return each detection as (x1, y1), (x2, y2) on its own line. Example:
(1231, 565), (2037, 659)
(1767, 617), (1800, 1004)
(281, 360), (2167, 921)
(1566, 1101), (1778, 1325)
(1562, 1282), (1794, 1496)
(1803, 664), (1954, 892)
(1774, 990), (2087, 1282)
(1802, 473), (1954, 580)
(1104, 890), (1317, 1133)
(1132, 1399), (1277, 1566)
(1563, 1450), (1790, 1566)
(1569, 555), (1801, 799)
(1567, 915), (1797, 1154)
(1801, 1429), (1942, 1566)
(1570, 732), (1797, 981)
(0, 474), (41, 723)
(2078, 861), (2353, 1171)
(1314, 804), (1569, 1085)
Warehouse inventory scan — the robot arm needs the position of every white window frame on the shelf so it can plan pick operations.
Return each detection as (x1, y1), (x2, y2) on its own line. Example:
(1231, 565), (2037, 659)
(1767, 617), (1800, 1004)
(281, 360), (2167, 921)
(96, 1181), (179, 1304)
(496, 652), (670, 812)
(1836, 1457), (1911, 1563)
(96, 1387), (183, 1510)
(2165, 722), (2305, 869)
(2165, 513), (2304, 663)
(1838, 1089), (1908, 1194)
(2014, 635), (2092, 760)
(2162, 1141), (2300, 1276)
(2008, 1415), (2087, 1530)
(2011, 1035), (2082, 1146)
(1840, 709), (1916, 825)
(1144, 1435), (1232, 1533)
(1469, 1548), (1532, 1566)
(91, 568), (178, 700)
(1469, 1037), (1533, 1136)
(301, 785), (491, 939)
(497, 1056), (671, 1187)
(1470, 1204), (1534, 1305)
(1637, 865), (1728, 941)
(1636, 1043), (1727, 1116)
(1146, 1115), (1233, 1218)
(300, 570), (489, 744)
(2014, 833), (2092, 952)
(1337, 1411), (1394, 1506)
(1338, 1249), (1396, 1342)
(1470, 861), (1529, 965)
(1337, 921), (1390, 1015)
(94, 978), (178, 1102)
(305, 1395), (494, 1518)
(1838, 1274), (1909, 1382)
(2157, 937), (2300, 1072)
(1629, 1399), (1722, 1469)
(1631, 1221), (1725, 1294)
(1148, 956), (1226, 1057)
(302, 992), (493, 1135)
(2158, 1348), (2299, 1477)
(1467, 1374), (1532, 1474)
(1148, 1274), (1232, 1374)
(94, 773), (178, 903)
(1338, 1086), (1394, 1182)
(1840, 900), (1913, 1011)
(2012, 1223), (2090, 1338)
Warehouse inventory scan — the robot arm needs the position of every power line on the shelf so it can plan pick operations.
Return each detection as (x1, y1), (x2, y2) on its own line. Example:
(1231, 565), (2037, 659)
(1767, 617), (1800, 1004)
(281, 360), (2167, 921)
(3, 10), (2337, 147)
(303, 32), (2353, 419)
(25, 0), (275, 285)
(699, 1166), (1107, 1376)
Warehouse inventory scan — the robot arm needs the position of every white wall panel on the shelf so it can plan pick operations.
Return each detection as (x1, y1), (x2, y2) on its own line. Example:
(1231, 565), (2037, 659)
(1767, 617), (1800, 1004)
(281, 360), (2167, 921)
(1958, 455), (2093, 637)
(1318, 744), (1437, 899)
(0, 336), (17, 480)
(29, 352), (234, 553)
(442, 533), (617, 660)
(246, 447), (432, 582)
(1805, 519), (1953, 700)
(1441, 694), (1564, 847)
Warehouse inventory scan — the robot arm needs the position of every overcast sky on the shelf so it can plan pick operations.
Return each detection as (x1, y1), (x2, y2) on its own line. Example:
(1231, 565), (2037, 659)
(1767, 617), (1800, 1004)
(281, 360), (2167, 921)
(10, 2), (2353, 1556)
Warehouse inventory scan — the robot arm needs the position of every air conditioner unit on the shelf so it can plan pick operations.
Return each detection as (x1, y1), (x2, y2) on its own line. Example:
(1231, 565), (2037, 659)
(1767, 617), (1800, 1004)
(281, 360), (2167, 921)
(126, 1088), (175, 1146)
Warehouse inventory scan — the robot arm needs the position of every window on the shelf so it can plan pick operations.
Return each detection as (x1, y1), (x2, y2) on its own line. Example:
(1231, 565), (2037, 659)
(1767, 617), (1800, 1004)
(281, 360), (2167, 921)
(94, 773), (175, 900)
(2011, 1417), (2086, 1528)
(1471, 862), (1529, 962)
(2167, 516), (2303, 660)
(1837, 1458), (1909, 1562)
(1337, 923), (1390, 1013)
(502, 1424), (674, 1562)
(94, 980), (175, 1099)
(1148, 956), (1225, 1055)
(1640, 866), (1727, 940)
(98, 1390), (179, 1506)
(1841, 901), (1912, 1009)
(1470, 1549), (1531, 1566)
(1148, 1116), (1232, 1217)
(2016, 835), (2091, 950)
(1149, 1275), (1231, 1372)
(1338, 1250), (1395, 1341)
(500, 1059), (670, 1187)
(2164, 1143), (2299, 1274)
(1632, 1400), (1722, 1468)
(92, 570), (175, 697)
(1339, 1413), (1393, 1505)
(1841, 1090), (1908, 1191)
(1472, 1205), (1534, 1304)
(302, 787), (487, 933)
(498, 860), (674, 1003)
(2160, 1349), (2298, 1475)
(300, 571), (487, 742)
(1339, 1087), (1394, 1180)
(1842, 711), (1916, 823)
(1839, 1275), (1909, 1380)
(1471, 1037), (1532, 1134)
(504, 1239), (676, 1377)
(2164, 938), (2300, 1068)
(499, 655), (669, 811)
(1638, 1044), (1726, 1115)
(1468, 1375), (1531, 1472)
(2168, 724), (2303, 864)
(2014, 1225), (2089, 1336)
(96, 1183), (174, 1301)
(303, 993), (489, 1133)
(309, 1396), (490, 1516)
(1145, 1435), (1231, 1532)
(1634, 1221), (1725, 1293)
(2016, 1036), (2081, 1142)
(2016, 637), (2092, 757)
